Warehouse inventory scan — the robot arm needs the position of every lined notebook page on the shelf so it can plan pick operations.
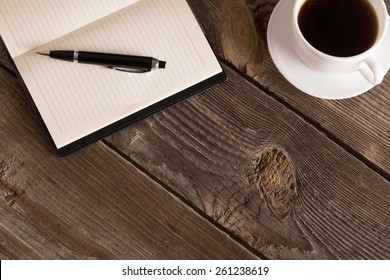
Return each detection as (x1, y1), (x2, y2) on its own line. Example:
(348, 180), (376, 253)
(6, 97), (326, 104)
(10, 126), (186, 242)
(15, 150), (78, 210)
(0, 0), (139, 57)
(14, 0), (222, 148)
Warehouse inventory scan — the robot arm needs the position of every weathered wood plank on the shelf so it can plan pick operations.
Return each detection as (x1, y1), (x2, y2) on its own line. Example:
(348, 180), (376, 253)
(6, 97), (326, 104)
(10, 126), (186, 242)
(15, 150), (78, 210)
(188, 0), (390, 177)
(105, 64), (390, 259)
(0, 68), (257, 260)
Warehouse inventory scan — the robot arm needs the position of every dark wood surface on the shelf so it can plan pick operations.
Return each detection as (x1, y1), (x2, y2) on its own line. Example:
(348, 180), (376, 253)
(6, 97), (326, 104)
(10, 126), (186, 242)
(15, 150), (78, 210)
(1, 0), (389, 259)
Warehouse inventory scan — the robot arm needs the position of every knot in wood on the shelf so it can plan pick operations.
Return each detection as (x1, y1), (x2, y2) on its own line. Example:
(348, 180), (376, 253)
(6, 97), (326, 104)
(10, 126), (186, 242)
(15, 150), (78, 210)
(256, 147), (297, 218)
(221, 0), (258, 67)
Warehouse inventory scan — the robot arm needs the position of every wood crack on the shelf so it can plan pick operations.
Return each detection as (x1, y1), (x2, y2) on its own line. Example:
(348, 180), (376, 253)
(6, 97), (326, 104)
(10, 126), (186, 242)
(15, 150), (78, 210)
(101, 139), (267, 259)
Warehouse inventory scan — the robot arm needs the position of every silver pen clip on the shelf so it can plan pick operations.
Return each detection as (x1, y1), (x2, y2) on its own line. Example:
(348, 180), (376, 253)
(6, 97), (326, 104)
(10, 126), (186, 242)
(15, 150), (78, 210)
(108, 66), (151, 73)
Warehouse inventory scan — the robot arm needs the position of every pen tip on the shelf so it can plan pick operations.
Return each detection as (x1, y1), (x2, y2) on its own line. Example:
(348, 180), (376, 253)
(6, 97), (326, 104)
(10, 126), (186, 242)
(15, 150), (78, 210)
(159, 61), (166, 69)
(36, 51), (50, 56)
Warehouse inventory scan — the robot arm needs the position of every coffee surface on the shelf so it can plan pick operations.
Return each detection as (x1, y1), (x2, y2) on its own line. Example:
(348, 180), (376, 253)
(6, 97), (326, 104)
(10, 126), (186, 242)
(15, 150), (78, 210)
(298, 0), (378, 57)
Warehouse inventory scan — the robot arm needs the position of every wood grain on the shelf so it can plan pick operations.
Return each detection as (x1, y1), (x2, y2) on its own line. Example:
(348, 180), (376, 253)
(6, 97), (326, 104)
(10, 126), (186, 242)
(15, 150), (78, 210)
(0, 39), (16, 76)
(105, 64), (390, 259)
(188, 0), (390, 178)
(0, 68), (257, 260)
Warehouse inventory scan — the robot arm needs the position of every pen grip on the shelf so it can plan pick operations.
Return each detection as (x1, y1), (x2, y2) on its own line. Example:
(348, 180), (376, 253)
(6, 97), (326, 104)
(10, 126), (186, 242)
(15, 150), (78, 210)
(78, 51), (153, 69)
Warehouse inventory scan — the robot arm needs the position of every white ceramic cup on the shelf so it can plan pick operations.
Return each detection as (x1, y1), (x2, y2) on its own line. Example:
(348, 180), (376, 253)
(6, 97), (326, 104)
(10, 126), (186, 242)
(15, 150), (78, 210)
(292, 0), (389, 85)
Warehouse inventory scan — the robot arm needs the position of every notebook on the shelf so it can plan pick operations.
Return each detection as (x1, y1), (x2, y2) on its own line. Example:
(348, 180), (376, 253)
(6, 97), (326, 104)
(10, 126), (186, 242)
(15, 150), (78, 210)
(0, 0), (226, 155)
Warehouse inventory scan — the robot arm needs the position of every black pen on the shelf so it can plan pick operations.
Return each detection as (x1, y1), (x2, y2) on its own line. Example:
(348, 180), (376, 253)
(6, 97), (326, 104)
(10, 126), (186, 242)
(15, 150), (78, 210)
(36, 50), (166, 73)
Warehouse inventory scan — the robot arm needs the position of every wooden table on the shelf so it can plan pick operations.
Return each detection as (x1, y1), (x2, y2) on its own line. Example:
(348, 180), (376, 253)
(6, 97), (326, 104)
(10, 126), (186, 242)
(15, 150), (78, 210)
(1, 0), (389, 259)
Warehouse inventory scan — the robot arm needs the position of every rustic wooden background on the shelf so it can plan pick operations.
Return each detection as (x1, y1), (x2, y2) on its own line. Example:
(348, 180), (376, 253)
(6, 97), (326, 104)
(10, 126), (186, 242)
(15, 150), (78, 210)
(1, 0), (389, 259)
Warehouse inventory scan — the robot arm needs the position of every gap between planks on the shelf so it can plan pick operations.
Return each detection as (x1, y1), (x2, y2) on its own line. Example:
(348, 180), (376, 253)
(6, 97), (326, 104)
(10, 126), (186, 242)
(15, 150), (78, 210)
(101, 138), (268, 260)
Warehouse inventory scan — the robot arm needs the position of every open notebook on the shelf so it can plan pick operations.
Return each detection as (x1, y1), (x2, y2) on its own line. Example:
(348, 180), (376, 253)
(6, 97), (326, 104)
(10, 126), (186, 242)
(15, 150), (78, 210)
(0, 0), (226, 155)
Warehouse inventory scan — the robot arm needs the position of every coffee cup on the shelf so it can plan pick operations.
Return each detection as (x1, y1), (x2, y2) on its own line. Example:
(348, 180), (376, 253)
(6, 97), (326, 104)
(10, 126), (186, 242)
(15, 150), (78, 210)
(292, 0), (389, 85)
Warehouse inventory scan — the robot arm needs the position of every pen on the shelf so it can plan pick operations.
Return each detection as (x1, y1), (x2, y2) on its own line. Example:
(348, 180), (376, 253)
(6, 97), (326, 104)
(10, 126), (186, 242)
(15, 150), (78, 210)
(36, 50), (166, 73)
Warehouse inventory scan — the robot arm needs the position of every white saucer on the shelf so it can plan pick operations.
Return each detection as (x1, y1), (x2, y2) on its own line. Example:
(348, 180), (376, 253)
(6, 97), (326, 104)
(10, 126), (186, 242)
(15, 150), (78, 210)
(267, 0), (390, 99)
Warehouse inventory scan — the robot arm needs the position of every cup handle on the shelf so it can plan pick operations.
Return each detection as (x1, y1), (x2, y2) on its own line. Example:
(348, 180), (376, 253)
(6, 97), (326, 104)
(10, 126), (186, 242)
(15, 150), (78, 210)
(359, 59), (384, 85)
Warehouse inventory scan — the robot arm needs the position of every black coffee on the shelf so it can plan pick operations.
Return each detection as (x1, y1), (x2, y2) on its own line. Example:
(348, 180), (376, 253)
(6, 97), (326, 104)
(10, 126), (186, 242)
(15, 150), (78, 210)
(298, 0), (378, 57)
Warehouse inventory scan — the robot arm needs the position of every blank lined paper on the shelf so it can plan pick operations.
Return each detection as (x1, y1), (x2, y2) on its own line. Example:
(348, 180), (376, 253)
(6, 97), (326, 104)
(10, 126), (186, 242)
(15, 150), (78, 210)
(9, 0), (222, 148)
(0, 0), (139, 57)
